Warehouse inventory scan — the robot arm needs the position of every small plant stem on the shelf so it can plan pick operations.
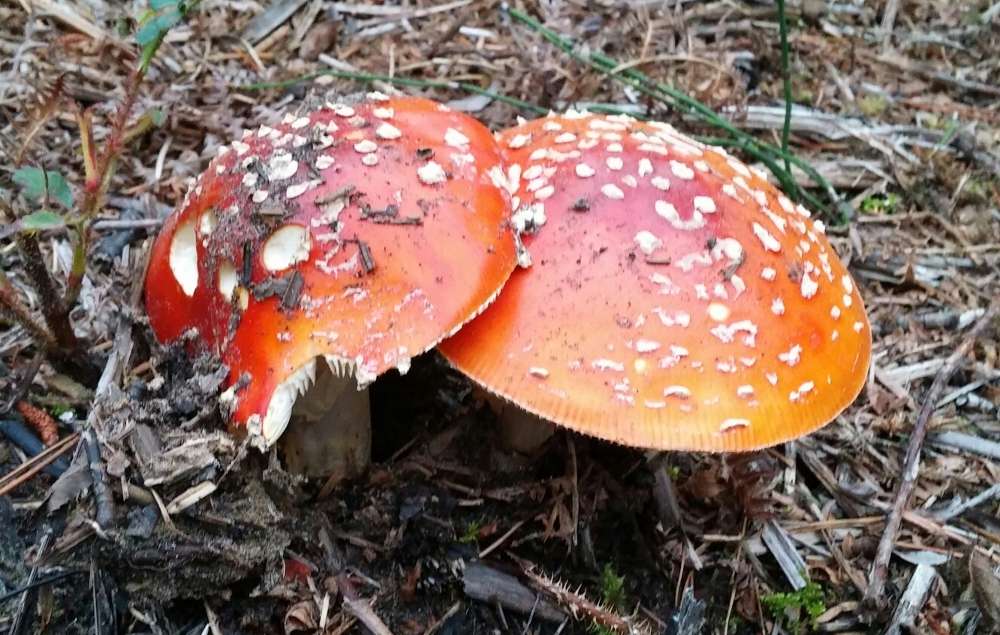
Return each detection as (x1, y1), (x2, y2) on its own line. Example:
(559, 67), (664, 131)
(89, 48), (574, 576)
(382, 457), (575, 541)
(0, 204), (58, 349)
(14, 233), (78, 350)
(76, 109), (97, 181)
(776, 0), (794, 174)
(65, 68), (140, 307)
(3, 3), (199, 368)
(122, 108), (162, 145)
(0, 273), (58, 350)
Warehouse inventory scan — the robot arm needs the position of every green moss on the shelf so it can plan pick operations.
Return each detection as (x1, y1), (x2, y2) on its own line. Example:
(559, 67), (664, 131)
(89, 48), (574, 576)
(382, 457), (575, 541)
(458, 520), (481, 544)
(858, 94), (888, 118)
(586, 564), (628, 635)
(962, 177), (994, 204)
(599, 564), (626, 610)
(860, 192), (901, 215)
(761, 582), (827, 634)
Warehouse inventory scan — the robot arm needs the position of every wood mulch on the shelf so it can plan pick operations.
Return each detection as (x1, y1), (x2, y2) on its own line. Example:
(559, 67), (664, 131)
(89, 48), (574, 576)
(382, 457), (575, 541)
(1, 1), (998, 633)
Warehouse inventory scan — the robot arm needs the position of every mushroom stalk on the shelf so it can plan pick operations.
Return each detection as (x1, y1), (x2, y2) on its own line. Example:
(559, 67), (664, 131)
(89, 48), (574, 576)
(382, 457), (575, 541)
(280, 358), (371, 480)
(484, 392), (555, 454)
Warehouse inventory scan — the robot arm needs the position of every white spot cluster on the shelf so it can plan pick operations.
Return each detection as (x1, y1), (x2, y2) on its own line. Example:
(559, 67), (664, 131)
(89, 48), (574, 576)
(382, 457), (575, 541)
(444, 127), (470, 149)
(512, 203), (547, 233)
(417, 161), (448, 185)
(262, 225), (311, 272)
(633, 230), (662, 256)
(169, 217), (199, 297)
(473, 110), (868, 440)
(203, 99), (506, 323)
(267, 152), (298, 181)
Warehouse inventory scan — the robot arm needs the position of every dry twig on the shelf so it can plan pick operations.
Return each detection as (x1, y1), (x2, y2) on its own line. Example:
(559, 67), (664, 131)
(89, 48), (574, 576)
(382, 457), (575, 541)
(864, 302), (999, 609)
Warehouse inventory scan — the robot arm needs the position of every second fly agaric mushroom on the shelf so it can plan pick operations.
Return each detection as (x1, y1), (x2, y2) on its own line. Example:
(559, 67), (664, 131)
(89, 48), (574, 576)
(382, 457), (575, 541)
(145, 94), (516, 478)
(439, 111), (871, 452)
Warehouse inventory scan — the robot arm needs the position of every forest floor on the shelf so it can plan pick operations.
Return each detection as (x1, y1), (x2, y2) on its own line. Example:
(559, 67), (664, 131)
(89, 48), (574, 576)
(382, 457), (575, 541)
(1, 1), (1000, 634)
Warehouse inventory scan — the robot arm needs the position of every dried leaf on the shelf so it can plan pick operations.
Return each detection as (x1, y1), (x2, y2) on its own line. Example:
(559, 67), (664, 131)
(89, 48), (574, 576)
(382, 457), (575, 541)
(299, 21), (339, 60)
(682, 465), (725, 500)
(282, 557), (313, 584)
(15, 75), (65, 165)
(46, 453), (92, 512)
(283, 600), (318, 634)
(970, 551), (1000, 627)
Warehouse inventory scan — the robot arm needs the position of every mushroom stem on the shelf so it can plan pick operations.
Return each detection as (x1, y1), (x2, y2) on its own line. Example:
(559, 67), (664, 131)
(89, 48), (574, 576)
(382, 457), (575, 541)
(484, 392), (556, 454)
(280, 359), (372, 481)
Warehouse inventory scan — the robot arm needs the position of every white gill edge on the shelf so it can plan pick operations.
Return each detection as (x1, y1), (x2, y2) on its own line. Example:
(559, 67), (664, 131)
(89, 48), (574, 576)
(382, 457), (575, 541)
(243, 354), (372, 449)
(242, 246), (517, 450)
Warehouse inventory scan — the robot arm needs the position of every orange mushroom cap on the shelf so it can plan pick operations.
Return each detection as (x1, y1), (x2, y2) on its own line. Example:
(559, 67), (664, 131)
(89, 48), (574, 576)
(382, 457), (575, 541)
(145, 94), (517, 443)
(439, 111), (871, 452)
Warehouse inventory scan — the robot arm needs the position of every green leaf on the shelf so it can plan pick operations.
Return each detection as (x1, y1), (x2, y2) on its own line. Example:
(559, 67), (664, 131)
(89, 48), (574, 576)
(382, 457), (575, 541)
(136, 8), (157, 25)
(135, 16), (165, 46)
(13, 167), (72, 208)
(45, 171), (73, 208)
(13, 167), (47, 200)
(137, 12), (180, 69)
(20, 210), (65, 232)
(136, 9), (180, 45)
(135, 0), (200, 72)
(149, 108), (166, 127)
(159, 10), (182, 31)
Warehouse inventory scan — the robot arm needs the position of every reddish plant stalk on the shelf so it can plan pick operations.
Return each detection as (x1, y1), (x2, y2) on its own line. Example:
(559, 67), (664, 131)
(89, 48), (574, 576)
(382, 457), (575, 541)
(65, 69), (144, 307)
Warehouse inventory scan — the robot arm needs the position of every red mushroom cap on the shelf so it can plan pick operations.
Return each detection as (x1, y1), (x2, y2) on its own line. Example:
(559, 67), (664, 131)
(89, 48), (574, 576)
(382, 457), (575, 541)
(145, 94), (517, 443)
(439, 111), (871, 452)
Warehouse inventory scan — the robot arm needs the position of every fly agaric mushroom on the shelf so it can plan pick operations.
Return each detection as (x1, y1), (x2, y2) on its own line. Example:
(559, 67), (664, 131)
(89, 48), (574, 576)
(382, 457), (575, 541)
(439, 111), (871, 452)
(145, 94), (516, 478)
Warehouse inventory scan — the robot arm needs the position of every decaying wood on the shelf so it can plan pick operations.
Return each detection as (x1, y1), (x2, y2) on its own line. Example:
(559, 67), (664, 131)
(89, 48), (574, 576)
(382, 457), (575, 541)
(930, 431), (1000, 461)
(462, 562), (565, 623)
(883, 564), (937, 635)
(342, 597), (394, 635)
(761, 520), (808, 591)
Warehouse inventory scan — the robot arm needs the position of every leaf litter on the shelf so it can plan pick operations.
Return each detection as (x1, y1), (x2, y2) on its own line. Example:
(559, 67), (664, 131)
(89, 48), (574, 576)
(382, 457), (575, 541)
(0, 1), (999, 633)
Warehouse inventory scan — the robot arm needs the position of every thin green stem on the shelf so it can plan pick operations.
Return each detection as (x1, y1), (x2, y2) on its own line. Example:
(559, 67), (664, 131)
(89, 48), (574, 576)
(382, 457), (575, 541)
(701, 137), (825, 212)
(242, 7), (847, 218)
(504, 6), (845, 216)
(776, 0), (793, 174)
(139, 0), (203, 73)
(508, 9), (743, 137)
